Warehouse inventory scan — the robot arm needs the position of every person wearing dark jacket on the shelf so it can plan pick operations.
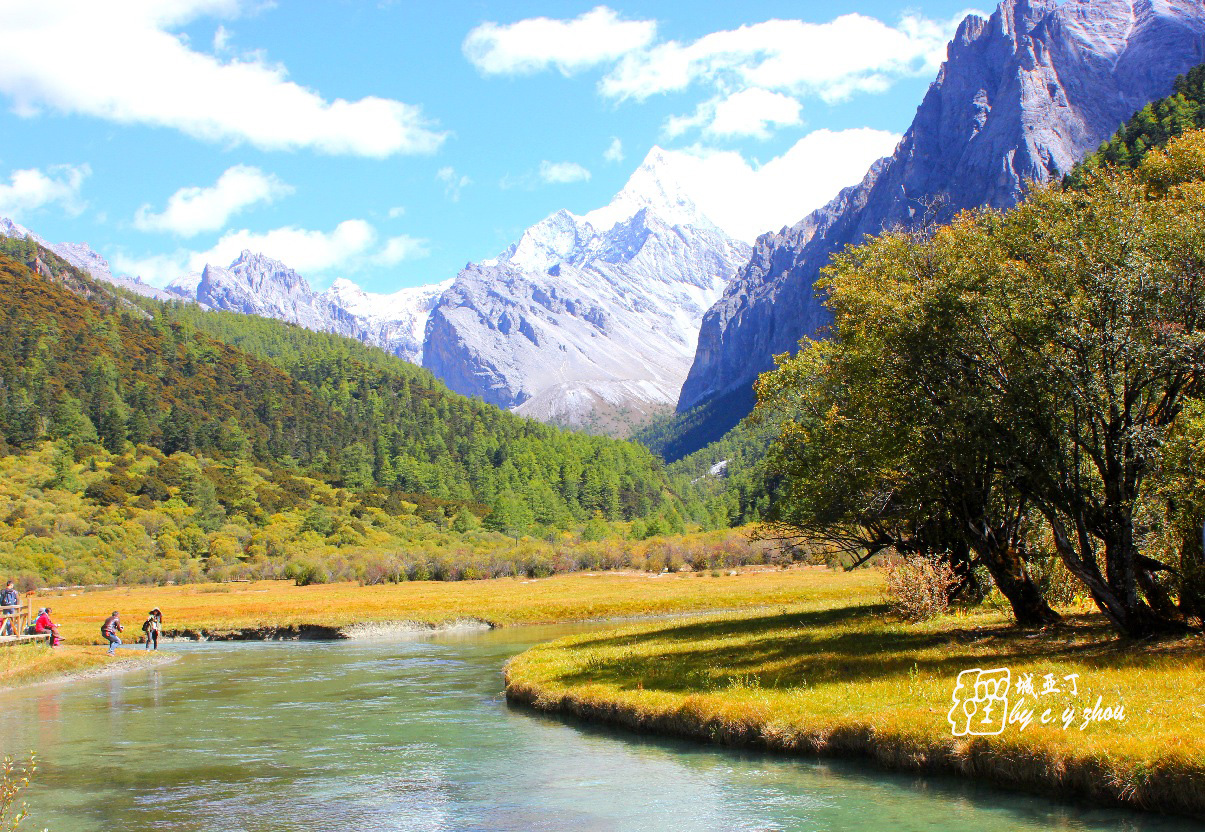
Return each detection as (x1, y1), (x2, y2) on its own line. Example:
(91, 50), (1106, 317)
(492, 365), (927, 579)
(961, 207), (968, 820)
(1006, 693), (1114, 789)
(101, 611), (123, 655)
(142, 608), (162, 650)
(1, 580), (18, 637)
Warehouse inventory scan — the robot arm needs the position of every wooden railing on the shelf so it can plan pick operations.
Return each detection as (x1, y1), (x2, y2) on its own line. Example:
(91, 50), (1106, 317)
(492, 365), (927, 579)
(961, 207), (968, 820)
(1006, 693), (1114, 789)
(0, 594), (50, 645)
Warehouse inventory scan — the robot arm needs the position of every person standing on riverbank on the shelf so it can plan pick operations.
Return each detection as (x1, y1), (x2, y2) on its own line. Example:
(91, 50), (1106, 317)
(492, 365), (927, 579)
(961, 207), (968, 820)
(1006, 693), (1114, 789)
(0, 579), (18, 636)
(142, 608), (162, 650)
(101, 610), (123, 655)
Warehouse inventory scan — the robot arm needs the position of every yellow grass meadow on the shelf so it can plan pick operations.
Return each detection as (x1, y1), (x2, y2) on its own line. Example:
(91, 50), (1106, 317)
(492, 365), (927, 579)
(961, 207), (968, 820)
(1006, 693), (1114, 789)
(0, 642), (167, 687)
(505, 589), (1205, 817)
(14, 566), (872, 646)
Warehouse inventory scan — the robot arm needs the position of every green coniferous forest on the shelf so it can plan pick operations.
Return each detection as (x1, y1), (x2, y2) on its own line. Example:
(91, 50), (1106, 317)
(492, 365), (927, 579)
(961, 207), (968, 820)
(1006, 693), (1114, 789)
(1065, 64), (1205, 185)
(0, 243), (776, 586)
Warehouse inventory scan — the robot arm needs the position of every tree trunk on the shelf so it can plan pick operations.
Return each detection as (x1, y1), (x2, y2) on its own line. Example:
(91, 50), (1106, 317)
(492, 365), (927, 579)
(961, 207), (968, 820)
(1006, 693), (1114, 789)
(1102, 527), (1190, 636)
(1047, 513), (1189, 637)
(978, 543), (1061, 627)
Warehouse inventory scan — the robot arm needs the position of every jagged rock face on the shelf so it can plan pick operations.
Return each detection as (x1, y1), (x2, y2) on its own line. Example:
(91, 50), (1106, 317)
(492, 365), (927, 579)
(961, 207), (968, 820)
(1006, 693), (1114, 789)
(322, 277), (451, 364)
(421, 148), (752, 430)
(678, 0), (1205, 426)
(185, 251), (372, 342)
(0, 217), (176, 301)
(164, 251), (450, 363)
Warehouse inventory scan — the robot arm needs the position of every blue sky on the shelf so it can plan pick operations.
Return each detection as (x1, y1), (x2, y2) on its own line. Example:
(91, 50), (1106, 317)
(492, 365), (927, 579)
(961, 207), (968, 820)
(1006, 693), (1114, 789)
(0, 1), (985, 293)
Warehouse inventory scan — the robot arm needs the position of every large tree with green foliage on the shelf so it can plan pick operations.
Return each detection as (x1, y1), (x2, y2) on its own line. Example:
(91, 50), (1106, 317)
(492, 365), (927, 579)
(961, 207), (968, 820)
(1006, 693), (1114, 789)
(761, 130), (1205, 637)
(756, 234), (1059, 626)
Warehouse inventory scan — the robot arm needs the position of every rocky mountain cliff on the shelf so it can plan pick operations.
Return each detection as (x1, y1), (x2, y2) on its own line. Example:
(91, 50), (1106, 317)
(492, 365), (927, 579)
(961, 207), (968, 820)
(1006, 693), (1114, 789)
(164, 252), (448, 364)
(169, 250), (372, 343)
(422, 147), (751, 433)
(0, 217), (176, 300)
(677, 0), (1205, 448)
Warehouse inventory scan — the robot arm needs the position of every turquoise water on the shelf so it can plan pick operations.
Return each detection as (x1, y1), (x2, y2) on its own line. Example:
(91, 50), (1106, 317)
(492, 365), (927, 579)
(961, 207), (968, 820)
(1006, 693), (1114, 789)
(0, 624), (1197, 832)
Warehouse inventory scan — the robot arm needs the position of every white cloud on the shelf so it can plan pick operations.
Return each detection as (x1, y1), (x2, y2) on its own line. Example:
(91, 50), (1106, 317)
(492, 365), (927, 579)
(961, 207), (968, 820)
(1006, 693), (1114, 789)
(0, 1), (445, 157)
(600, 12), (973, 104)
(212, 24), (231, 53)
(604, 137), (624, 163)
(387, 205), (407, 219)
(665, 88), (803, 140)
(375, 234), (429, 265)
(708, 89), (802, 138)
(659, 128), (901, 242)
(465, 8), (978, 141)
(134, 165), (293, 236)
(464, 6), (656, 76)
(0, 163), (88, 218)
(114, 218), (416, 285)
(112, 215), (433, 286)
(437, 167), (471, 201)
(198, 219), (378, 274)
(111, 251), (194, 287)
(539, 161), (591, 184)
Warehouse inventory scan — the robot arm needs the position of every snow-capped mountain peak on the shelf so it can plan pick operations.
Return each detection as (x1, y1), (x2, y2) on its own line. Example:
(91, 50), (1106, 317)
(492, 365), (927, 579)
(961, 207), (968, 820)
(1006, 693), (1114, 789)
(422, 145), (752, 432)
(504, 210), (588, 273)
(498, 148), (719, 276)
(583, 146), (711, 233)
(324, 276), (363, 302)
(0, 217), (34, 240)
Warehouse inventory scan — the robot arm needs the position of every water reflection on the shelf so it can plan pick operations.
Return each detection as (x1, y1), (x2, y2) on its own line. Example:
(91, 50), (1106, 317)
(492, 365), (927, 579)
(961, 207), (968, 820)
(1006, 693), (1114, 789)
(0, 628), (1197, 832)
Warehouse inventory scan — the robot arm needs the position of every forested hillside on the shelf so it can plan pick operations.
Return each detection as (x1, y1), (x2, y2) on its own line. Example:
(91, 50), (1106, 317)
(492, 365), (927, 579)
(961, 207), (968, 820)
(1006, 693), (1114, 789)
(0, 245), (722, 587)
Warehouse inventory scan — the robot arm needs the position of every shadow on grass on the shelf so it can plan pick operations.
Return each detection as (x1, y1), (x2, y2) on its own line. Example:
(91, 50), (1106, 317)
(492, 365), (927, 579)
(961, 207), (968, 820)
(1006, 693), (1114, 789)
(569, 603), (888, 649)
(551, 607), (1198, 694)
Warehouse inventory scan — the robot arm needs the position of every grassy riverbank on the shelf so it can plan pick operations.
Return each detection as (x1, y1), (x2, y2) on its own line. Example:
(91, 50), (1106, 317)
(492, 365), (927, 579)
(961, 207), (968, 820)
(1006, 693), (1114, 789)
(0, 642), (169, 687)
(22, 566), (870, 645)
(505, 589), (1205, 817)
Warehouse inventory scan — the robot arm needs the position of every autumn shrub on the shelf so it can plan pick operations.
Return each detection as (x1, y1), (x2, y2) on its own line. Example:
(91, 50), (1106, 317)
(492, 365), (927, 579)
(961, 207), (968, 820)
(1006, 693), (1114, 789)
(284, 559), (330, 586)
(882, 555), (957, 621)
(1, 753), (38, 831)
(83, 480), (127, 506)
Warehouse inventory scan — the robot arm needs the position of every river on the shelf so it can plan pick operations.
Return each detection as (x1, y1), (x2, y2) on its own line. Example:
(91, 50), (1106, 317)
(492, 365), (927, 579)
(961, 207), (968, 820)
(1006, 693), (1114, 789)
(0, 624), (1197, 831)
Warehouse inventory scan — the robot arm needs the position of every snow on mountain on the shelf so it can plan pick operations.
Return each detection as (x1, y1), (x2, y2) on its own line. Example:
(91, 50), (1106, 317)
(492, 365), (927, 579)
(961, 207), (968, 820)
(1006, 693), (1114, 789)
(422, 146), (752, 433)
(0, 216), (177, 301)
(166, 271), (203, 297)
(322, 277), (452, 364)
(582, 146), (711, 232)
(677, 0), (1205, 453)
(162, 251), (451, 364)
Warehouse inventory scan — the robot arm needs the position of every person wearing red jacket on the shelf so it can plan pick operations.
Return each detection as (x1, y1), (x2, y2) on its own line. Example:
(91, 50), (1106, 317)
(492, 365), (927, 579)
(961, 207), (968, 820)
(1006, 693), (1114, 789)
(34, 607), (61, 647)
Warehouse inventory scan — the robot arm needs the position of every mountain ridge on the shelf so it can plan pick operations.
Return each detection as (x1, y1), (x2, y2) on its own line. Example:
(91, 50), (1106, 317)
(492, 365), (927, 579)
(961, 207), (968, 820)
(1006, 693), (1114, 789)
(676, 0), (1205, 450)
(423, 146), (752, 433)
(0, 216), (178, 301)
